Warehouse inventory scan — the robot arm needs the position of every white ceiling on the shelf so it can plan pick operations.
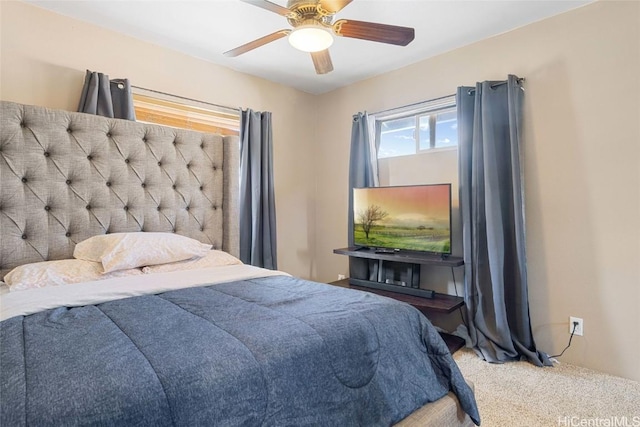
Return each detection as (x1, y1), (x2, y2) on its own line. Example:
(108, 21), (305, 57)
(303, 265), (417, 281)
(26, 0), (592, 95)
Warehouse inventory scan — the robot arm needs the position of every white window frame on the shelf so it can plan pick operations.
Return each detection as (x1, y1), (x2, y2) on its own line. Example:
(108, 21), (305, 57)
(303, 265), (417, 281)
(372, 95), (457, 159)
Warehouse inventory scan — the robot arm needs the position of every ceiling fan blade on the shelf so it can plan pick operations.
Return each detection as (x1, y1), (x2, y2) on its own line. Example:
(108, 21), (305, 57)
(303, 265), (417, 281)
(318, 0), (353, 14)
(311, 49), (333, 74)
(224, 30), (291, 57)
(333, 19), (415, 46)
(240, 0), (296, 18)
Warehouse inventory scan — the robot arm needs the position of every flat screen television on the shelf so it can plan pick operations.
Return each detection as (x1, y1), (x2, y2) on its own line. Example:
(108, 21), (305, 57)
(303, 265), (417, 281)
(353, 184), (452, 255)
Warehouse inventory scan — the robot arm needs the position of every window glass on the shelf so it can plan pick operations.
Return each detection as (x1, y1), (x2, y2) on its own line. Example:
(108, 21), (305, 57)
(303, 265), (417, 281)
(378, 117), (416, 158)
(435, 110), (457, 149)
(418, 115), (431, 151)
(373, 95), (457, 159)
(132, 89), (239, 136)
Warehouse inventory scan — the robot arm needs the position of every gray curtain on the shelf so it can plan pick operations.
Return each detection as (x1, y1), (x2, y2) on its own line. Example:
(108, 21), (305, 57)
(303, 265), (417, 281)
(348, 112), (378, 278)
(78, 70), (136, 120)
(457, 75), (550, 367)
(348, 112), (379, 246)
(239, 109), (277, 270)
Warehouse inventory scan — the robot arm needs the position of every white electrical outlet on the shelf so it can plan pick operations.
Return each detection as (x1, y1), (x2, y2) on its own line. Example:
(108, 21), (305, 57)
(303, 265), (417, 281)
(569, 316), (584, 336)
(337, 274), (346, 280)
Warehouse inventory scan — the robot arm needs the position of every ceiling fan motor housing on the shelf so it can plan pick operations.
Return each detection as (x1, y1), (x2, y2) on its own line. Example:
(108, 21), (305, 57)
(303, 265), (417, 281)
(287, 0), (335, 28)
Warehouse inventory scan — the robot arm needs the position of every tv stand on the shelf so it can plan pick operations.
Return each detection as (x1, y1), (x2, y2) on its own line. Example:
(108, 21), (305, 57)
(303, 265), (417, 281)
(331, 248), (466, 354)
(333, 247), (464, 299)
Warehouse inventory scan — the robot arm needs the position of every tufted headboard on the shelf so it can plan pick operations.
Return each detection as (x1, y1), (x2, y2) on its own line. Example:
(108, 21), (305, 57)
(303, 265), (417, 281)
(0, 101), (239, 278)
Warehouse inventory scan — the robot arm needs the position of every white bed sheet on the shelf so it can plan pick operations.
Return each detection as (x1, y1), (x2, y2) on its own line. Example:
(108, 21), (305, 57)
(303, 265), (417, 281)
(0, 265), (289, 321)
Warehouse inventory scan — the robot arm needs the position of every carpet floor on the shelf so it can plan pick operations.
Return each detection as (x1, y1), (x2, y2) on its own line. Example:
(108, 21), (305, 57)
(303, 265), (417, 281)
(453, 348), (640, 427)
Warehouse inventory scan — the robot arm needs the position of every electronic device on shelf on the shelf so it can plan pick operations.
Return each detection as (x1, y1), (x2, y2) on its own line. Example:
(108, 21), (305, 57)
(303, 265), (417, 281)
(374, 248), (398, 254)
(352, 183), (452, 256)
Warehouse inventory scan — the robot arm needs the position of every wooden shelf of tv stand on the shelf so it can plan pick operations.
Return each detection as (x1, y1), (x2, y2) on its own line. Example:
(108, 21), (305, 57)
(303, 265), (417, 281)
(331, 279), (465, 314)
(329, 278), (466, 354)
(332, 247), (464, 312)
(333, 247), (464, 267)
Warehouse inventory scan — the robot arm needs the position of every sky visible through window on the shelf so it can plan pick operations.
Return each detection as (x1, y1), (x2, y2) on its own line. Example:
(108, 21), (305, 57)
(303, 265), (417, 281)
(378, 110), (457, 158)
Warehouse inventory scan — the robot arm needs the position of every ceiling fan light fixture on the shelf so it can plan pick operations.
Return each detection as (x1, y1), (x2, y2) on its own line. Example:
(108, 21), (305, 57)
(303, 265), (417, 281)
(288, 25), (333, 52)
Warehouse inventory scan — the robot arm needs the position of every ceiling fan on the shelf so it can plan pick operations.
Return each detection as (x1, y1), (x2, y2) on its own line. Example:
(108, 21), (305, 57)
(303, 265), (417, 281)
(224, 0), (415, 75)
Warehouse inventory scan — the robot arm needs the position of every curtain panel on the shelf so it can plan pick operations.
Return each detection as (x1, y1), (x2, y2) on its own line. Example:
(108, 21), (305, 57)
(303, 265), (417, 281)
(239, 109), (277, 270)
(457, 75), (550, 367)
(78, 70), (136, 121)
(348, 112), (379, 277)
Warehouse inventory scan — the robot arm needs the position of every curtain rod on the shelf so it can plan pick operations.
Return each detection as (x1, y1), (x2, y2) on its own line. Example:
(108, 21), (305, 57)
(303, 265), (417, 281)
(131, 85), (237, 113)
(369, 93), (455, 117)
(466, 77), (525, 94)
(369, 77), (525, 115)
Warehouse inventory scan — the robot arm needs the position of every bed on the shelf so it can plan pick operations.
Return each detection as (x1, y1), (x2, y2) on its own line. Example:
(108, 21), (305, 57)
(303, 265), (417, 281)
(0, 100), (480, 426)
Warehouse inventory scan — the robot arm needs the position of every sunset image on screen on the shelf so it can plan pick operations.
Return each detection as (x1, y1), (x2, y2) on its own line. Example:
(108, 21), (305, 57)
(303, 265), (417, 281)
(353, 184), (451, 253)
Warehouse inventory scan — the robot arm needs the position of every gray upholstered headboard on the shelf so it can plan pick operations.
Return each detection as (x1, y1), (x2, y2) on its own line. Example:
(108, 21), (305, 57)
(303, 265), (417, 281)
(0, 101), (239, 278)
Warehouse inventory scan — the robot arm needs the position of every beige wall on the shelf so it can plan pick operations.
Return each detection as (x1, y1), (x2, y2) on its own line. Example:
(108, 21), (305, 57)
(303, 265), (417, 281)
(0, 0), (317, 279)
(2, 1), (639, 381)
(313, 0), (639, 381)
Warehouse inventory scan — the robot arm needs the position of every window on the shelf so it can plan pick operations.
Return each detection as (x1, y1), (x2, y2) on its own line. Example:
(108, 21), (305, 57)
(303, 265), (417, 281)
(132, 87), (240, 136)
(374, 95), (457, 159)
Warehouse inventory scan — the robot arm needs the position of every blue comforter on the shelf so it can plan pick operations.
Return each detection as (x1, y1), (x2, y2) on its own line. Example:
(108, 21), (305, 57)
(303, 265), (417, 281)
(0, 276), (480, 426)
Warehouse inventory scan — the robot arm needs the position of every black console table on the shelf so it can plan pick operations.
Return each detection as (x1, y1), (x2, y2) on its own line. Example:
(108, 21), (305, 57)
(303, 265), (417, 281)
(333, 247), (463, 299)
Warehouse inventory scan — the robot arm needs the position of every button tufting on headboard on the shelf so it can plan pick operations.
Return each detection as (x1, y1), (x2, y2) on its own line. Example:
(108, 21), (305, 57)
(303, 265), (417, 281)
(0, 101), (239, 278)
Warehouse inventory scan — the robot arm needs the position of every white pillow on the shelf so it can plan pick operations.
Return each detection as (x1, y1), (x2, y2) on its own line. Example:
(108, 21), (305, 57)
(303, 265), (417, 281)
(142, 250), (242, 274)
(74, 232), (212, 273)
(4, 259), (143, 292)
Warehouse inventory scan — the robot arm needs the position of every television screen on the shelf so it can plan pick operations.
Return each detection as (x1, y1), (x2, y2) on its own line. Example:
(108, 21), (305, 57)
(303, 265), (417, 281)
(353, 184), (452, 254)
